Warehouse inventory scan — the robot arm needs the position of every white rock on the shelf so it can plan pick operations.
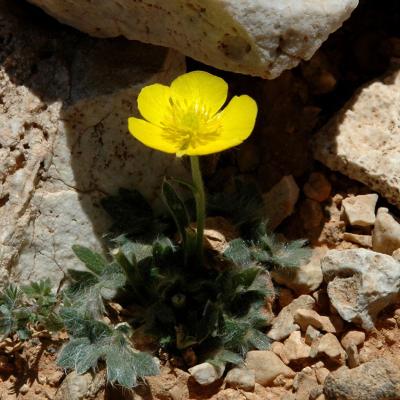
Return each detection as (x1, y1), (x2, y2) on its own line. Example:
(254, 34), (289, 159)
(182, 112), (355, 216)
(225, 368), (255, 391)
(245, 351), (295, 386)
(263, 175), (299, 230)
(321, 249), (400, 330)
(189, 362), (224, 386)
(342, 194), (378, 227)
(28, 0), (359, 79)
(0, 6), (188, 285)
(268, 295), (315, 341)
(313, 69), (400, 208)
(272, 247), (325, 294)
(372, 208), (400, 255)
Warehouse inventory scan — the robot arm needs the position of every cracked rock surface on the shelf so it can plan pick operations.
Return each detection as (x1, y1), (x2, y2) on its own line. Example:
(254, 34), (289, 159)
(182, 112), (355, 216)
(314, 67), (400, 208)
(0, 1), (187, 286)
(28, 0), (358, 79)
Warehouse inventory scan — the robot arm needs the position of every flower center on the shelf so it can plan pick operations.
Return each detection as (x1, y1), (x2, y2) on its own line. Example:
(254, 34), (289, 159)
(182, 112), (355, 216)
(161, 98), (222, 154)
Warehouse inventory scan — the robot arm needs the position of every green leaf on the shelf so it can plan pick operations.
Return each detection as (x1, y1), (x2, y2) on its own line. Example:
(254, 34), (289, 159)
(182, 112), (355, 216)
(162, 179), (190, 244)
(247, 329), (270, 350)
(224, 239), (252, 267)
(57, 337), (91, 370)
(72, 245), (107, 275)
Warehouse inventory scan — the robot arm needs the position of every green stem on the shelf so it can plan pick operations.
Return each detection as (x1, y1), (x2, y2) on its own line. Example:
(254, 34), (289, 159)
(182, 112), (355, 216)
(190, 156), (205, 264)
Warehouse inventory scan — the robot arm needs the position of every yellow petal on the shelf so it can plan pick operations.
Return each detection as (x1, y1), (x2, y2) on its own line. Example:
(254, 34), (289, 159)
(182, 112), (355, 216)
(219, 95), (258, 142)
(170, 71), (228, 115)
(137, 83), (172, 125)
(184, 138), (243, 156)
(128, 117), (177, 154)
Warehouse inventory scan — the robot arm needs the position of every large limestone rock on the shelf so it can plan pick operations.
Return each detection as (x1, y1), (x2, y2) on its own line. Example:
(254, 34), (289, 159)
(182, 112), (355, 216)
(324, 358), (400, 400)
(28, 0), (359, 79)
(0, 1), (187, 285)
(314, 67), (400, 208)
(321, 249), (400, 330)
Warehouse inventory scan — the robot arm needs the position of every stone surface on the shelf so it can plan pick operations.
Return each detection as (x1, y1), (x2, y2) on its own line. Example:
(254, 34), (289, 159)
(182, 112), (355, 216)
(0, 1), (187, 285)
(342, 232), (372, 248)
(321, 249), (400, 329)
(144, 366), (191, 400)
(323, 358), (400, 400)
(315, 368), (330, 385)
(314, 68), (400, 208)
(271, 247), (325, 294)
(372, 207), (400, 255)
(245, 351), (295, 386)
(282, 331), (311, 363)
(268, 295), (315, 341)
(294, 309), (336, 333)
(189, 362), (224, 386)
(305, 326), (322, 346)
(303, 173), (332, 203)
(225, 368), (255, 391)
(346, 344), (360, 368)
(340, 331), (365, 350)
(310, 333), (347, 365)
(55, 372), (98, 400)
(263, 175), (300, 230)
(28, 0), (359, 79)
(293, 367), (319, 400)
(342, 194), (378, 227)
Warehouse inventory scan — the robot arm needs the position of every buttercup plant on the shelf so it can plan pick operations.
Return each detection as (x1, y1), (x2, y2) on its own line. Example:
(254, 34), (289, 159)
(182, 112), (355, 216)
(128, 70), (258, 263)
(0, 70), (310, 389)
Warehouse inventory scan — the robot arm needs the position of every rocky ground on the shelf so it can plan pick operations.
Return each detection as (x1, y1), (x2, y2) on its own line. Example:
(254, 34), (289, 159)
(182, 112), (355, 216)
(1, 0), (400, 399)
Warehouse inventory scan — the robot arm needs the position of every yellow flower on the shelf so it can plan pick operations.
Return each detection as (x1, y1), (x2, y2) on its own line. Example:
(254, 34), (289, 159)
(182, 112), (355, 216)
(128, 71), (258, 156)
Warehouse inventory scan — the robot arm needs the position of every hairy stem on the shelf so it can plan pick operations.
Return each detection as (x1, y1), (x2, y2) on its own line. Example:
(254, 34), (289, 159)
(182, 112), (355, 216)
(190, 156), (205, 265)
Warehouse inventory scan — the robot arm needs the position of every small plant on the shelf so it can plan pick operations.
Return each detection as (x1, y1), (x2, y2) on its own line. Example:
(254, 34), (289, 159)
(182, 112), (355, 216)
(0, 71), (310, 389)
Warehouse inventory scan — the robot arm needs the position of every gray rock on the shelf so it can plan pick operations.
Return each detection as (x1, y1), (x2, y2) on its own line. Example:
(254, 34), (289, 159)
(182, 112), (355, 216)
(28, 0), (359, 79)
(225, 367), (255, 391)
(245, 350), (295, 386)
(324, 358), (400, 400)
(372, 207), (400, 255)
(321, 249), (400, 330)
(0, 1), (188, 285)
(55, 372), (102, 400)
(314, 68), (400, 209)
(268, 295), (315, 341)
(293, 367), (319, 400)
(188, 362), (224, 386)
